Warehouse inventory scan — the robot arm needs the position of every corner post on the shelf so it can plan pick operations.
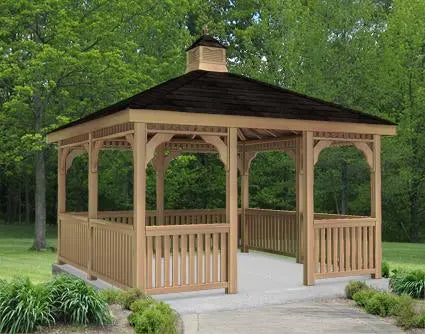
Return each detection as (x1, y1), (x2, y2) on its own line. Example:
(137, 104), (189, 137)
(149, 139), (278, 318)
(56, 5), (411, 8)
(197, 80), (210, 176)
(295, 136), (304, 264)
(371, 135), (382, 279)
(226, 127), (238, 293)
(240, 143), (250, 253)
(87, 133), (99, 280)
(133, 123), (147, 291)
(57, 144), (66, 265)
(155, 145), (165, 226)
(302, 131), (315, 285)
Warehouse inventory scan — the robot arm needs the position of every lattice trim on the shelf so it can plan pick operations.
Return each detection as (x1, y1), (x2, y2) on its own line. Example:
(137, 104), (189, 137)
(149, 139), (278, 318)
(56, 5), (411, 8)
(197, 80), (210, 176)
(61, 133), (89, 146)
(314, 132), (373, 141)
(93, 123), (134, 139)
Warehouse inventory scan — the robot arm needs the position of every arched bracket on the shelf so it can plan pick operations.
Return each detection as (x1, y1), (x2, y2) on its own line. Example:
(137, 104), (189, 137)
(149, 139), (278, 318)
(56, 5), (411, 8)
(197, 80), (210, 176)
(313, 140), (333, 165)
(238, 151), (257, 175)
(200, 135), (228, 169)
(146, 133), (174, 168)
(313, 139), (374, 170)
(91, 141), (103, 173)
(353, 142), (374, 170)
(125, 134), (134, 148)
(65, 148), (86, 173)
(59, 147), (70, 175)
(151, 147), (181, 172)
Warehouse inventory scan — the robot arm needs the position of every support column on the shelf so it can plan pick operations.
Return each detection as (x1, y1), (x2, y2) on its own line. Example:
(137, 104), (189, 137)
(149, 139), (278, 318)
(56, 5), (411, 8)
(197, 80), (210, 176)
(155, 145), (165, 226)
(371, 135), (382, 279)
(133, 123), (147, 291)
(295, 136), (304, 264)
(87, 133), (99, 280)
(240, 144), (249, 253)
(302, 131), (315, 286)
(226, 127), (238, 294)
(57, 145), (67, 265)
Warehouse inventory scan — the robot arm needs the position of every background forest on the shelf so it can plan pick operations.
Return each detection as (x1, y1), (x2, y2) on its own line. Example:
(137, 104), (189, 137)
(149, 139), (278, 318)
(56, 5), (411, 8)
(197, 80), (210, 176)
(0, 0), (424, 248)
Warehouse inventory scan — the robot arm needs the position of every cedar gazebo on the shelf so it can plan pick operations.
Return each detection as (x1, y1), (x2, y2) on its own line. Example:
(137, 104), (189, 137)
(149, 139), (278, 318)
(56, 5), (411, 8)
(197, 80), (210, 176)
(47, 35), (396, 295)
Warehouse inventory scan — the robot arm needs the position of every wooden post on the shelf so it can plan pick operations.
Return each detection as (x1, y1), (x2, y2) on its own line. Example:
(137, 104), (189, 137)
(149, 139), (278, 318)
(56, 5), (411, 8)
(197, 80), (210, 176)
(371, 135), (382, 279)
(226, 127), (238, 293)
(240, 144), (249, 253)
(295, 136), (304, 264)
(57, 145), (66, 265)
(133, 123), (147, 291)
(87, 133), (99, 280)
(302, 131), (315, 285)
(155, 145), (165, 226)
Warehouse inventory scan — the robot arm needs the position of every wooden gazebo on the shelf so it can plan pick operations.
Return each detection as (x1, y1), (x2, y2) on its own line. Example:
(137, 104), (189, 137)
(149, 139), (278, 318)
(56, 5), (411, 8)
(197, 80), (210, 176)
(47, 35), (396, 295)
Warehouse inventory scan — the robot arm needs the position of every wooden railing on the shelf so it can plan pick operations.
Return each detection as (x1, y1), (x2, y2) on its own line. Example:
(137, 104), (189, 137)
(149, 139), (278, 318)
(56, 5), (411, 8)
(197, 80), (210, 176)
(58, 213), (89, 270)
(245, 209), (297, 257)
(313, 217), (376, 279)
(145, 224), (230, 294)
(91, 219), (135, 288)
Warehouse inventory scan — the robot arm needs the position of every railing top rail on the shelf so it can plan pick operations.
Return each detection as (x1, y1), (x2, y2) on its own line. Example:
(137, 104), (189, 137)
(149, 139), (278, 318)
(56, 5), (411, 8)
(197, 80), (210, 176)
(59, 213), (88, 222)
(314, 217), (376, 228)
(90, 218), (134, 231)
(146, 223), (230, 236)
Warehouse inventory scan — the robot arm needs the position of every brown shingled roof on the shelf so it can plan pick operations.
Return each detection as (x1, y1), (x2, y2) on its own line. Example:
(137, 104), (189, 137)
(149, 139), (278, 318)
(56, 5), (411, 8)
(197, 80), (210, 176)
(50, 70), (394, 133)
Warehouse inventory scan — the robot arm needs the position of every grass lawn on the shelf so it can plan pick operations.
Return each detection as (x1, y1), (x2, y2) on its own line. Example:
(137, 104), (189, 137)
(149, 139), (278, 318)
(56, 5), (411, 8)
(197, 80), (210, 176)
(0, 223), (57, 283)
(383, 241), (425, 271)
(0, 223), (424, 283)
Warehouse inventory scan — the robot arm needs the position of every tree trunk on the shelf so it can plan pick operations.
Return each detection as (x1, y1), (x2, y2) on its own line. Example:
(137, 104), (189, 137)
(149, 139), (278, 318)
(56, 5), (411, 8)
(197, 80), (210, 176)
(409, 177), (420, 243)
(34, 150), (47, 249)
(25, 173), (31, 224)
(341, 160), (348, 215)
(33, 93), (47, 250)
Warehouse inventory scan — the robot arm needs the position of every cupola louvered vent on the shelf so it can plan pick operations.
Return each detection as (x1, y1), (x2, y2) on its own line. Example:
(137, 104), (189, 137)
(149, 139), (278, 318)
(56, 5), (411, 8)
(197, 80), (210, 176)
(185, 35), (227, 73)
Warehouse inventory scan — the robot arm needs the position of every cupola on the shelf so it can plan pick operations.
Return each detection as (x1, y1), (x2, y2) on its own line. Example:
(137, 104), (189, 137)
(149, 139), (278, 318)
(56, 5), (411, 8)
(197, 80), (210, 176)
(185, 35), (228, 73)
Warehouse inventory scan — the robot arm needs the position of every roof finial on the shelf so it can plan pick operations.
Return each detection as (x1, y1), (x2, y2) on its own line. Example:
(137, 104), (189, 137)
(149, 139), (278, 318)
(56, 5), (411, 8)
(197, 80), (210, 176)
(202, 25), (209, 35)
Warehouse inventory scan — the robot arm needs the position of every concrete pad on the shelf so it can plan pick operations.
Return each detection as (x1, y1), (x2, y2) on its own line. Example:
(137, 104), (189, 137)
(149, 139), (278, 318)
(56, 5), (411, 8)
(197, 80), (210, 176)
(156, 251), (388, 314)
(182, 300), (403, 334)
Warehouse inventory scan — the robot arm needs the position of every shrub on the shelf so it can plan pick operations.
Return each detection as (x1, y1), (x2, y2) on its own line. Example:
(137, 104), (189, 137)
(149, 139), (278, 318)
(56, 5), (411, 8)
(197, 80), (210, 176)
(120, 288), (145, 309)
(100, 288), (122, 305)
(390, 269), (425, 299)
(128, 299), (177, 334)
(382, 261), (390, 278)
(48, 275), (111, 326)
(345, 280), (369, 299)
(393, 295), (416, 329)
(414, 312), (425, 328)
(353, 289), (376, 307)
(0, 277), (54, 334)
(364, 291), (399, 317)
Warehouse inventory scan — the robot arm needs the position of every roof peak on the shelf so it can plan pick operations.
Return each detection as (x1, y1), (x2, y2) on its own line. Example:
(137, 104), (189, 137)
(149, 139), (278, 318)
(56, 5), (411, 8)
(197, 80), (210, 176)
(186, 35), (227, 51)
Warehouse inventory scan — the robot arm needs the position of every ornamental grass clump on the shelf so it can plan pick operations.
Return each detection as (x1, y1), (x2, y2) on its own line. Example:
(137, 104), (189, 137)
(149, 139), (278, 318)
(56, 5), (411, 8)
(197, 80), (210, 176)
(0, 277), (54, 334)
(120, 288), (145, 309)
(364, 291), (399, 317)
(390, 269), (425, 299)
(128, 298), (177, 334)
(345, 280), (369, 299)
(48, 274), (112, 326)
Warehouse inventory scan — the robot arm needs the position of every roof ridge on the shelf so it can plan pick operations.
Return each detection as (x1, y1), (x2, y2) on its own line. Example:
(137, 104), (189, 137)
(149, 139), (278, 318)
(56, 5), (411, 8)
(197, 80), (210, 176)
(226, 72), (395, 126)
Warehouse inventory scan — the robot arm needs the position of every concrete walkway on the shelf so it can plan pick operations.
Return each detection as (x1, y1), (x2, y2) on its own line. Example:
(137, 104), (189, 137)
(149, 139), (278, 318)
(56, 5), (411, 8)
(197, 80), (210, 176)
(156, 251), (388, 314)
(182, 300), (403, 334)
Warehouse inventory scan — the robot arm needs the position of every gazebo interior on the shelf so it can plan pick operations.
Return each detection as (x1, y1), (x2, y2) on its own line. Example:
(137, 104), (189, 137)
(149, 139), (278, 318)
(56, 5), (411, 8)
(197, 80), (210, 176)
(47, 35), (396, 295)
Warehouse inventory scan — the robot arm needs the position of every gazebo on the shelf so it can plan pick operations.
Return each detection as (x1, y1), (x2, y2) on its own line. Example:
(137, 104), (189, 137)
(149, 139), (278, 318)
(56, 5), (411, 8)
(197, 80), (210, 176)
(47, 35), (396, 295)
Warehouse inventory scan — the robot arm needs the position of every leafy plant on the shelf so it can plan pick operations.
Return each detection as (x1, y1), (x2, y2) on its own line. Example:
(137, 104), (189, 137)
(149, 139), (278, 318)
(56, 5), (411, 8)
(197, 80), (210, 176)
(345, 280), (369, 299)
(48, 275), (111, 326)
(100, 288), (122, 305)
(353, 289), (376, 307)
(128, 299), (177, 334)
(382, 261), (390, 278)
(0, 277), (54, 334)
(120, 288), (145, 310)
(390, 269), (425, 299)
(364, 291), (399, 317)
(392, 295), (417, 329)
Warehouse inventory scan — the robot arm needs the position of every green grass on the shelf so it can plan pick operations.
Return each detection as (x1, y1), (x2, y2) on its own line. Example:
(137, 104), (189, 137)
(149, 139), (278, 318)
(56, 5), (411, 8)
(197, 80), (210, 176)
(0, 223), (424, 284)
(383, 242), (425, 271)
(0, 224), (57, 283)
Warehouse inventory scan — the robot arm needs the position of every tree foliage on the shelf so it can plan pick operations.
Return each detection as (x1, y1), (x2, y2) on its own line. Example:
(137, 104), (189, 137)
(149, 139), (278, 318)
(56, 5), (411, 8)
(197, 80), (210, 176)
(1, 0), (424, 242)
